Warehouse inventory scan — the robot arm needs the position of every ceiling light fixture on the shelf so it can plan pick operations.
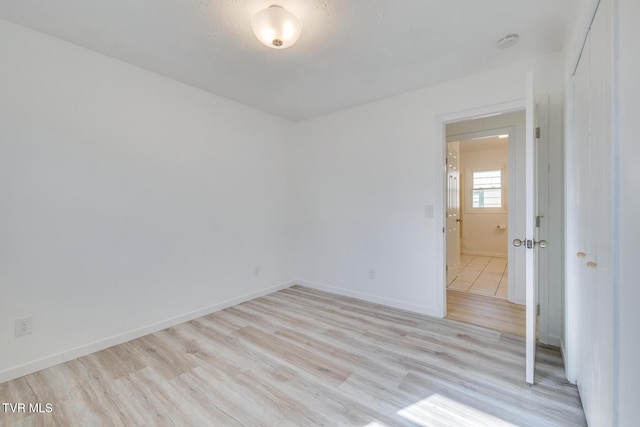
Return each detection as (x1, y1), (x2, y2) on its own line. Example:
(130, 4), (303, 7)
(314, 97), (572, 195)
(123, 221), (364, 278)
(251, 5), (302, 49)
(496, 33), (519, 49)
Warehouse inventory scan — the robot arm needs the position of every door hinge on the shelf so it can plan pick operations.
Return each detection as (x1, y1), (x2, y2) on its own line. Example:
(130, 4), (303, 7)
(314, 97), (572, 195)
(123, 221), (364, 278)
(443, 227), (445, 233)
(536, 215), (543, 227)
(535, 127), (540, 138)
(536, 304), (540, 315)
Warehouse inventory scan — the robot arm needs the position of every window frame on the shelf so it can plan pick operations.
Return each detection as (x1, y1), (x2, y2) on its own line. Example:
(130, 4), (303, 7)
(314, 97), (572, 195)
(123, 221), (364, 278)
(464, 165), (507, 214)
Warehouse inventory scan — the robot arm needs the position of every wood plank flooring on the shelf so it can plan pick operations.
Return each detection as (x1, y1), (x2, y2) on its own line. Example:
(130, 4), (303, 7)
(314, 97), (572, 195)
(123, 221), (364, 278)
(0, 285), (585, 426)
(446, 290), (526, 337)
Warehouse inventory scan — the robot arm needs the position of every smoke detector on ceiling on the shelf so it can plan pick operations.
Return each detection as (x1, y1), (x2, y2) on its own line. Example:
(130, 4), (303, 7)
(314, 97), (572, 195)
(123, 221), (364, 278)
(496, 33), (520, 49)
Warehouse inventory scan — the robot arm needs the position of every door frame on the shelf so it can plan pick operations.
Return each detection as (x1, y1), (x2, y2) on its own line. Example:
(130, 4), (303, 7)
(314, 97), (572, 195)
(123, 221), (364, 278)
(445, 126), (517, 302)
(438, 99), (525, 318)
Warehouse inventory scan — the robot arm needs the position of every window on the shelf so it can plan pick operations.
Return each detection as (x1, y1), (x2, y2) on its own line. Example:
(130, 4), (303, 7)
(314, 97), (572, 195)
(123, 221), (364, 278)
(472, 170), (502, 208)
(464, 165), (506, 213)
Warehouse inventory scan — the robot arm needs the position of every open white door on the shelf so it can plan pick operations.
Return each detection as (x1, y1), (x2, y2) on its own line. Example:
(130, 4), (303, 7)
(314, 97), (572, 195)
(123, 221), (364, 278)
(446, 141), (461, 270)
(520, 71), (546, 384)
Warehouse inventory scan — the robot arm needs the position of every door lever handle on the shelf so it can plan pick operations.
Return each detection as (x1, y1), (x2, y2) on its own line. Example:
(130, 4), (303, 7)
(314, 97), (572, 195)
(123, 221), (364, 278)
(513, 239), (548, 248)
(534, 240), (548, 248)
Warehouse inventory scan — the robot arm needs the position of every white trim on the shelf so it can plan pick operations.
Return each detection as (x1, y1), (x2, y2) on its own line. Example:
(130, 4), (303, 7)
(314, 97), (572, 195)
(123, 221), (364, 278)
(511, 296), (526, 306)
(560, 338), (576, 384)
(536, 95), (551, 346)
(438, 99), (525, 318)
(548, 334), (562, 349)
(447, 127), (515, 142)
(298, 280), (442, 318)
(462, 250), (508, 258)
(0, 280), (296, 384)
(438, 100), (526, 125)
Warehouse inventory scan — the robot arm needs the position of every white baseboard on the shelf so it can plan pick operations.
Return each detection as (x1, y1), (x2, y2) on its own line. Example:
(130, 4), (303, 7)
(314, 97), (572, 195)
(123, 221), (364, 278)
(508, 296), (526, 305)
(297, 280), (442, 318)
(0, 280), (296, 384)
(548, 334), (561, 348)
(462, 251), (508, 258)
(559, 338), (576, 384)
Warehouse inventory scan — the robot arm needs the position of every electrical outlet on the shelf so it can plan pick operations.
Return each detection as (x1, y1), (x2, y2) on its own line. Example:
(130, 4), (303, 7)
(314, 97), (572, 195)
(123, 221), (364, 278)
(368, 269), (376, 280)
(253, 265), (260, 277)
(15, 316), (33, 337)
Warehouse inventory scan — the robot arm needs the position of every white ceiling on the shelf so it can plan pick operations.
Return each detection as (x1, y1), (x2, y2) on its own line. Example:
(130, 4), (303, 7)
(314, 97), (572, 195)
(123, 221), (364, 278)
(0, 0), (580, 120)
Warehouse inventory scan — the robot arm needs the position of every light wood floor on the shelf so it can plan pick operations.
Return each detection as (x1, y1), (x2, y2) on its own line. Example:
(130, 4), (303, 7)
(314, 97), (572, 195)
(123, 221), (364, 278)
(0, 286), (585, 426)
(446, 290), (526, 337)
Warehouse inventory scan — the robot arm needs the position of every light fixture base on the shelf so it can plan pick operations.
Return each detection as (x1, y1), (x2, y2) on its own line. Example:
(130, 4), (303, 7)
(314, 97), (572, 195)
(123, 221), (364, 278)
(496, 33), (520, 49)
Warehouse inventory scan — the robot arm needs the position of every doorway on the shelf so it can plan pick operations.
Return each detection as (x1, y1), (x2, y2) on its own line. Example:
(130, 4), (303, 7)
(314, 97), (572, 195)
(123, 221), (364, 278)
(444, 111), (526, 336)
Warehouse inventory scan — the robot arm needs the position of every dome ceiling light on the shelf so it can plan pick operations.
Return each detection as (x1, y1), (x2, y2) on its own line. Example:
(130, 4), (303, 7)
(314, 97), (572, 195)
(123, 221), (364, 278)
(251, 5), (302, 49)
(496, 33), (520, 49)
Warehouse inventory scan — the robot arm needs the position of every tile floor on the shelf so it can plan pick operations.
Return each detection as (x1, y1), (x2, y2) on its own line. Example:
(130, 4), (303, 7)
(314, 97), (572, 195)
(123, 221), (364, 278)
(447, 255), (508, 299)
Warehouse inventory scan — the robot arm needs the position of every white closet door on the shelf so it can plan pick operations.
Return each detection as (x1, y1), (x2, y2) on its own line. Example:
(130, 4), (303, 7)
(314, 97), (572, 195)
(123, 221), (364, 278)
(573, 0), (614, 424)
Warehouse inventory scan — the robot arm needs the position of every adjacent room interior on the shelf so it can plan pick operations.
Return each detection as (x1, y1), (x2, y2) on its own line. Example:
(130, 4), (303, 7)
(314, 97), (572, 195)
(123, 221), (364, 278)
(445, 115), (526, 337)
(0, 0), (638, 425)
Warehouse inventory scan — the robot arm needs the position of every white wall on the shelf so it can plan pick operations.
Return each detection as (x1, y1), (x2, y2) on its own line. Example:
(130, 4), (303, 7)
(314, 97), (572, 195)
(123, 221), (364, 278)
(458, 147), (509, 257)
(294, 53), (565, 327)
(0, 19), (296, 382)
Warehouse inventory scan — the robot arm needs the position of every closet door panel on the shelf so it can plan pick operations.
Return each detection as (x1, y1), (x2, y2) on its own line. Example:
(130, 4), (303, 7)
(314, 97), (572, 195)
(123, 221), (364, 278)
(573, 0), (614, 425)
(573, 32), (595, 424)
(586, 0), (614, 424)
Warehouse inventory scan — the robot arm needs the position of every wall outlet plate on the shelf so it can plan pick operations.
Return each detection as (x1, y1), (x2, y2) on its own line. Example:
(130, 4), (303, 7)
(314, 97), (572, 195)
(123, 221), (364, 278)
(15, 316), (33, 337)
